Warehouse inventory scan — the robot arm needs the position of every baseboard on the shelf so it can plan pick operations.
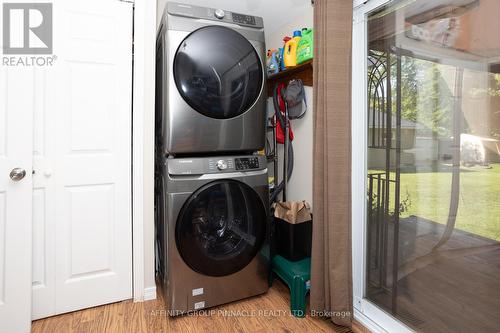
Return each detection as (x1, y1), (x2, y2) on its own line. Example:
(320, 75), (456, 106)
(144, 286), (157, 301)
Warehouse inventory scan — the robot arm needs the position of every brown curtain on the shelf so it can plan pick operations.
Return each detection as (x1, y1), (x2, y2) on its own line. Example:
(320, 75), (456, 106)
(311, 0), (353, 328)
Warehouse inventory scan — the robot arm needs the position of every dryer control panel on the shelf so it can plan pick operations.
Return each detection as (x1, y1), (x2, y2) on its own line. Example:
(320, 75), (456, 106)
(167, 2), (264, 29)
(231, 13), (257, 26)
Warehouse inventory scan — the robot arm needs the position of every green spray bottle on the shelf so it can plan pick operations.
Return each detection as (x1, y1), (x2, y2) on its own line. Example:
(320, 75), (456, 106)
(297, 28), (314, 64)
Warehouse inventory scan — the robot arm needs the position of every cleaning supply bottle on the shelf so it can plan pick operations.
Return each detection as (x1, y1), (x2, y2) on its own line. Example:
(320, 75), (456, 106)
(266, 49), (280, 75)
(297, 28), (314, 64)
(284, 30), (302, 68)
(280, 36), (291, 71)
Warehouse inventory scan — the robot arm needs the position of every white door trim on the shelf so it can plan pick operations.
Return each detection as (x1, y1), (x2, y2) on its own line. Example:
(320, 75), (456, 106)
(351, 0), (414, 332)
(132, 0), (157, 302)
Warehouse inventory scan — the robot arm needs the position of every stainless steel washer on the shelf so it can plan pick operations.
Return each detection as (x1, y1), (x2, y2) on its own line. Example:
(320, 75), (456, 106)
(156, 2), (267, 155)
(158, 154), (269, 313)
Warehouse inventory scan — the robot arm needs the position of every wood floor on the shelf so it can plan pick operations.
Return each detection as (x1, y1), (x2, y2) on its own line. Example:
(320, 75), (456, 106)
(32, 279), (365, 333)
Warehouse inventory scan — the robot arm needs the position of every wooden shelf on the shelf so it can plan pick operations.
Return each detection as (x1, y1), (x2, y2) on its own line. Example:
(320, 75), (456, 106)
(266, 60), (313, 96)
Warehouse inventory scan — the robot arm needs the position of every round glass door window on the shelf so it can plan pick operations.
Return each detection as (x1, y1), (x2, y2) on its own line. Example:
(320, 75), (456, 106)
(173, 26), (263, 119)
(176, 180), (266, 277)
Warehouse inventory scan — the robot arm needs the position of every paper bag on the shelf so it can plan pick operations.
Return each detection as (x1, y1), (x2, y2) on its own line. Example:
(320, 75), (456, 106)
(273, 201), (312, 224)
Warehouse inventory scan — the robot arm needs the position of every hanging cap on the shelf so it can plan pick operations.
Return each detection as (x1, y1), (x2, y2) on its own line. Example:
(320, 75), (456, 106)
(285, 79), (307, 119)
(293, 30), (302, 37)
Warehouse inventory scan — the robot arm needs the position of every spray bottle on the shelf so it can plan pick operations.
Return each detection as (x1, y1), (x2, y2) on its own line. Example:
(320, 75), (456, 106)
(266, 49), (280, 75)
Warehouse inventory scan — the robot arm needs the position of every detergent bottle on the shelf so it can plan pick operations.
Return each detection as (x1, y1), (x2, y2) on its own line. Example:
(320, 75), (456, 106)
(266, 49), (280, 75)
(279, 36), (291, 71)
(284, 30), (302, 68)
(297, 28), (314, 64)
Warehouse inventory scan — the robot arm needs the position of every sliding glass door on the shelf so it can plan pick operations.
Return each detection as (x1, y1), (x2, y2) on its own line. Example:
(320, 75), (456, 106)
(354, 0), (500, 331)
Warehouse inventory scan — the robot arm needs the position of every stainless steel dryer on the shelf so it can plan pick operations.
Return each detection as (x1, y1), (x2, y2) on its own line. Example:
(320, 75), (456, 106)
(159, 155), (269, 313)
(156, 2), (267, 155)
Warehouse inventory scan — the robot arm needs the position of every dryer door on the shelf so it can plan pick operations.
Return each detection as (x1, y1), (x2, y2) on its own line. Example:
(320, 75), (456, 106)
(176, 180), (266, 277)
(173, 26), (264, 119)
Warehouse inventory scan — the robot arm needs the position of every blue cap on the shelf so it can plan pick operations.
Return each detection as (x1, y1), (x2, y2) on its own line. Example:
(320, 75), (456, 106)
(293, 30), (302, 37)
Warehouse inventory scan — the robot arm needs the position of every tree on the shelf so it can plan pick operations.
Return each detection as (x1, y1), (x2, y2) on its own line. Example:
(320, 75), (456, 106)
(391, 56), (454, 137)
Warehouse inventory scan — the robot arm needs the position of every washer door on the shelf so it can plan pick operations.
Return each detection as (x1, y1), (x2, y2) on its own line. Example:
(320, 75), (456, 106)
(176, 180), (266, 277)
(173, 26), (263, 119)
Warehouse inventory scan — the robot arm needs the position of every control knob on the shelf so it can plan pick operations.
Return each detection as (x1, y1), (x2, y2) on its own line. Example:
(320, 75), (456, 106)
(214, 9), (225, 19)
(216, 160), (228, 170)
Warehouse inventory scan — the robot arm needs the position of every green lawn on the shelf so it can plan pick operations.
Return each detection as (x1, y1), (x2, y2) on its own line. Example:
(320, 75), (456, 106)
(369, 163), (500, 241)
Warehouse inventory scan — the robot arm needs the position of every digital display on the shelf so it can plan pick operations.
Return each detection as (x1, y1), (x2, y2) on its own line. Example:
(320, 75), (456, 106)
(232, 13), (256, 26)
(235, 157), (259, 170)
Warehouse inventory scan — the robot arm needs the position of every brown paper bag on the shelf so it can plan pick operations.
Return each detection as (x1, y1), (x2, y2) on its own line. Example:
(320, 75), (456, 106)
(273, 201), (312, 224)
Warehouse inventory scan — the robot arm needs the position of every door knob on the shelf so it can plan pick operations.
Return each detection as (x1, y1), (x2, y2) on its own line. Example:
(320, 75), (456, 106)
(10, 168), (26, 181)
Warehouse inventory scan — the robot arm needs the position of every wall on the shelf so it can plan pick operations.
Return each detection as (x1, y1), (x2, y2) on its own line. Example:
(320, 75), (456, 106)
(266, 9), (314, 206)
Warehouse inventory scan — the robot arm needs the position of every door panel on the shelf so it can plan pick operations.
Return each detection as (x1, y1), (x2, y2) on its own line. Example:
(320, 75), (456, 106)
(31, 0), (133, 318)
(174, 26), (263, 119)
(176, 180), (266, 277)
(0, 193), (5, 300)
(68, 62), (114, 152)
(0, 66), (34, 331)
(66, 184), (114, 278)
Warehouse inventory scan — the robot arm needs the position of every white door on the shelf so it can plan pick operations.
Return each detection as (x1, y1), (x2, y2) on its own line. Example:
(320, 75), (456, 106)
(32, 0), (134, 318)
(0, 67), (34, 331)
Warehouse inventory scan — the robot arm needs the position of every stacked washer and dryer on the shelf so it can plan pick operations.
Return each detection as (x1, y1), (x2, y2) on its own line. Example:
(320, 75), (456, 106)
(155, 2), (269, 314)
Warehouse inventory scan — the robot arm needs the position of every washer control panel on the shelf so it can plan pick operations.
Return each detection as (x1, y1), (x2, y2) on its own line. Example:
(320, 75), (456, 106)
(235, 157), (260, 170)
(168, 155), (266, 175)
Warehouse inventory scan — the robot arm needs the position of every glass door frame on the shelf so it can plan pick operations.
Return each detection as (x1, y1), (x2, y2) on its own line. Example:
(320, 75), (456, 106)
(351, 1), (414, 332)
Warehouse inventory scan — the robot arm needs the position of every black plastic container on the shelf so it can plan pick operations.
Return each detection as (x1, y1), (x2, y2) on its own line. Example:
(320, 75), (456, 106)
(274, 217), (312, 262)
